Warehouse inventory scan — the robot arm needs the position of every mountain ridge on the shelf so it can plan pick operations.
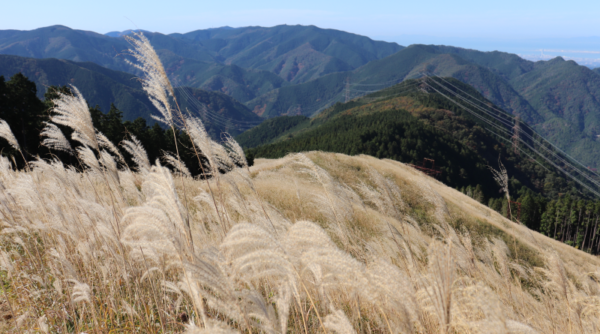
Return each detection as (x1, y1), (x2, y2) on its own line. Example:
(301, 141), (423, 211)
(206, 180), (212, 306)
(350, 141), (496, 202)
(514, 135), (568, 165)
(0, 54), (262, 137)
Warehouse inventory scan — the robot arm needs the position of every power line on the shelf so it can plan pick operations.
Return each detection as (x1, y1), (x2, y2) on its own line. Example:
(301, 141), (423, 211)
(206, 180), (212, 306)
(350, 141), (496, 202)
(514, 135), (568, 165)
(420, 76), (600, 198)
(424, 74), (600, 184)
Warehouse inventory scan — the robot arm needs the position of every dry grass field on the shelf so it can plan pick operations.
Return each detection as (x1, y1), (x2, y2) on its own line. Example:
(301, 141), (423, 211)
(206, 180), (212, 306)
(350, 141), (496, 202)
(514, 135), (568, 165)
(0, 149), (599, 333)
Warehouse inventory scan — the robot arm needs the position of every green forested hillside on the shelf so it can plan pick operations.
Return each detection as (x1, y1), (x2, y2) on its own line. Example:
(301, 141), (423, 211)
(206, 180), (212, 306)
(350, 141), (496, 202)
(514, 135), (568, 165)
(0, 54), (156, 120)
(235, 115), (309, 148)
(0, 74), (216, 175)
(174, 86), (263, 138)
(245, 45), (542, 121)
(158, 50), (287, 103)
(171, 25), (404, 83)
(0, 55), (262, 137)
(0, 26), (216, 73)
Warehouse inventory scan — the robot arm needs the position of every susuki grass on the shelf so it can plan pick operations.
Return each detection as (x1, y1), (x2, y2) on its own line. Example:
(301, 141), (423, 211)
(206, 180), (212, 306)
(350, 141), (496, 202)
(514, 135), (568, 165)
(0, 34), (599, 333)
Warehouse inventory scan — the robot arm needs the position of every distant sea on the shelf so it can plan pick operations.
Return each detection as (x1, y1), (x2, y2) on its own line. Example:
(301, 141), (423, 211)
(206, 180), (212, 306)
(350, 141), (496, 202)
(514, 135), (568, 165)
(376, 35), (600, 68)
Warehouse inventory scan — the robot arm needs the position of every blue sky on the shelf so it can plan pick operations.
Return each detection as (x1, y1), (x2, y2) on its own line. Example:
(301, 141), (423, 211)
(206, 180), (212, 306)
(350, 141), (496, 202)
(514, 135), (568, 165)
(3, 0), (598, 37)
(4, 0), (600, 62)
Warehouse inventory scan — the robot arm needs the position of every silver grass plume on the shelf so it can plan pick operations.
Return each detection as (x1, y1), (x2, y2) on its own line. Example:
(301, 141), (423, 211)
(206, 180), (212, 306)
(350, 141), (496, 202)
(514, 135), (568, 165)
(77, 146), (101, 170)
(66, 279), (91, 303)
(0, 155), (12, 172)
(120, 162), (190, 257)
(125, 32), (176, 126)
(323, 307), (357, 334)
(365, 259), (419, 331)
(122, 135), (150, 173)
(163, 151), (191, 177)
(505, 320), (539, 334)
(97, 131), (124, 163)
(50, 85), (98, 150)
(186, 116), (230, 176)
(99, 150), (119, 181)
(0, 119), (21, 151)
(489, 159), (509, 198)
(36, 315), (49, 334)
(181, 251), (243, 325)
(222, 133), (247, 168)
(489, 157), (517, 222)
(418, 241), (456, 334)
(15, 311), (30, 328)
(539, 252), (572, 302)
(292, 153), (353, 244)
(40, 122), (72, 153)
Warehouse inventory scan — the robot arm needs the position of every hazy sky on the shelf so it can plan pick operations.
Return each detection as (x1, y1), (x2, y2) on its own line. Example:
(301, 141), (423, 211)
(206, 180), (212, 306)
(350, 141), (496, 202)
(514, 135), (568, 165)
(3, 0), (598, 39)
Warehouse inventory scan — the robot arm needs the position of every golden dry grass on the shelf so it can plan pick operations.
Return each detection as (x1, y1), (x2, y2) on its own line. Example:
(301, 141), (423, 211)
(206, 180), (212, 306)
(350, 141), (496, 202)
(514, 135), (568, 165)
(0, 150), (598, 333)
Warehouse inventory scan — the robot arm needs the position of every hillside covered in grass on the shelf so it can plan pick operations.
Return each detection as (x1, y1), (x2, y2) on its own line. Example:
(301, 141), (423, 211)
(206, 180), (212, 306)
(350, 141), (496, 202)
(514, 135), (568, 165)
(1, 148), (599, 333)
(240, 79), (600, 252)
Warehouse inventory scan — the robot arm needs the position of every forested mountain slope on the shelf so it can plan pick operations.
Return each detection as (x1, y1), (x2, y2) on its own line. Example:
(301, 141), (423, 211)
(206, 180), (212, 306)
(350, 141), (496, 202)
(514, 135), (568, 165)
(0, 25), (402, 86)
(0, 54), (155, 120)
(171, 25), (403, 83)
(0, 55), (262, 137)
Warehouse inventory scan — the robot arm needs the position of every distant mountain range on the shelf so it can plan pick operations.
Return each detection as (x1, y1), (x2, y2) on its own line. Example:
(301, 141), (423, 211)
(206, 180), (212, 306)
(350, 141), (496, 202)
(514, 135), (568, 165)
(0, 54), (260, 137)
(0, 25), (402, 83)
(244, 45), (600, 168)
(1, 25), (600, 168)
(104, 29), (151, 38)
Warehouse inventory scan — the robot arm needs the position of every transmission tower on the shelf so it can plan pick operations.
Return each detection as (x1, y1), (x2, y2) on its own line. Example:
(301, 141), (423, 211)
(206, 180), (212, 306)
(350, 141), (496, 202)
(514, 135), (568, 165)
(512, 116), (521, 155)
(345, 77), (350, 103)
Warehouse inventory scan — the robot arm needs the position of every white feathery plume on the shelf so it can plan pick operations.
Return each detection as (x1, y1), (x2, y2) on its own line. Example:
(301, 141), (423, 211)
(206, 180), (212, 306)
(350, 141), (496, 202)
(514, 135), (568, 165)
(489, 159), (510, 199)
(122, 135), (150, 173)
(324, 307), (356, 334)
(121, 300), (139, 318)
(212, 143), (234, 171)
(183, 320), (239, 334)
(181, 252), (243, 324)
(418, 241), (456, 334)
(0, 155), (12, 172)
(66, 279), (91, 303)
(185, 117), (220, 176)
(77, 146), (100, 170)
(36, 315), (49, 334)
(365, 259), (419, 331)
(125, 32), (176, 127)
(99, 150), (119, 181)
(120, 162), (190, 257)
(16, 311), (29, 328)
(50, 85), (98, 150)
(163, 151), (191, 177)
(40, 122), (72, 153)
(0, 119), (20, 151)
(97, 131), (124, 163)
(222, 133), (247, 168)
(489, 157), (513, 220)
